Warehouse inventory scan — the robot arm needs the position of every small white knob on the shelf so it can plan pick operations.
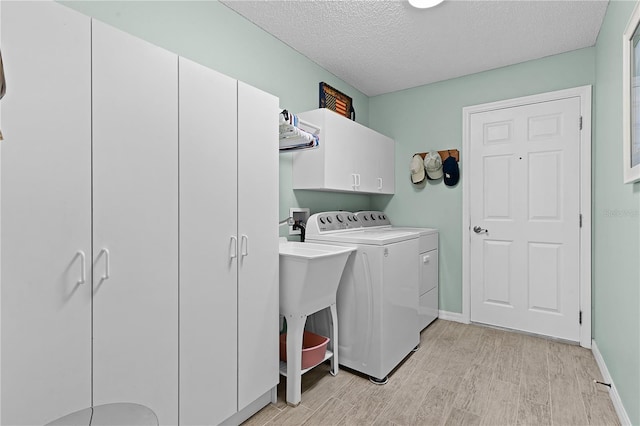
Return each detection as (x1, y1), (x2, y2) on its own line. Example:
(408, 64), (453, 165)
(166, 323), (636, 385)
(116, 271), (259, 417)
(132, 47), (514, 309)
(423, 255), (430, 263)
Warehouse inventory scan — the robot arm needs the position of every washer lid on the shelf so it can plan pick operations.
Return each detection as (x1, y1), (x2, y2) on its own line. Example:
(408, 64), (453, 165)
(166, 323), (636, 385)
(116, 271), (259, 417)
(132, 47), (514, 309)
(306, 229), (419, 245)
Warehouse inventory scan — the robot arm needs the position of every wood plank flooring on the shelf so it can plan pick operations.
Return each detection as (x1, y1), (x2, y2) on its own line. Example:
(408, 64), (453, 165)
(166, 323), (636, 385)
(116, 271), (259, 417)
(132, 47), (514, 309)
(243, 320), (620, 426)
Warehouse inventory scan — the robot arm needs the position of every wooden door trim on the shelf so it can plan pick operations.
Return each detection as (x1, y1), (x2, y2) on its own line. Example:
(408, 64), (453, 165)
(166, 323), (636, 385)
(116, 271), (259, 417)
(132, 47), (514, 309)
(461, 85), (592, 348)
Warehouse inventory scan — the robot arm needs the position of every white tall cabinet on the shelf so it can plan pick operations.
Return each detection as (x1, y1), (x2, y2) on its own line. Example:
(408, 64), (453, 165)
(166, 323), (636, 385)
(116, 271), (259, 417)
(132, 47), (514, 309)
(1, 3), (92, 425)
(91, 21), (179, 424)
(1, 3), (277, 425)
(179, 58), (279, 426)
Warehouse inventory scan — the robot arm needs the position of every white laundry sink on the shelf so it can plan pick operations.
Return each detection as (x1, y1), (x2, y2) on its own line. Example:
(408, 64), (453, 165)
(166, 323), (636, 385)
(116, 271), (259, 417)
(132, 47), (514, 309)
(278, 241), (355, 316)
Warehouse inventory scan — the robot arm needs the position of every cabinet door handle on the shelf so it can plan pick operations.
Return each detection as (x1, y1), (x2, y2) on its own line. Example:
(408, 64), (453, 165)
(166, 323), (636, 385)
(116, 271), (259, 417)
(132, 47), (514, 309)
(241, 235), (249, 257)
(422, 254), (430, 264)
(355, 173), (361, 189)
(230, 236), (238, 259)
(99, 248), (110, 280)
(377, 177), (383, 190)
(352, 174), (357, 189)
(76, 250), (86, 285)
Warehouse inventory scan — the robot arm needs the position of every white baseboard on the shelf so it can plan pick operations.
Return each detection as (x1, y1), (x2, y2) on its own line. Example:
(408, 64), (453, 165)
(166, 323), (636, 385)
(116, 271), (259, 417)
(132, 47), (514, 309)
(438, 310), (468, 324)
(591, 339), (632, 426)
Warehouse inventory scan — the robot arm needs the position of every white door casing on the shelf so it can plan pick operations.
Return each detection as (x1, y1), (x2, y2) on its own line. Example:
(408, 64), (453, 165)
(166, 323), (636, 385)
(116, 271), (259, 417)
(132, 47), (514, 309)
(462, 86), (592, 347)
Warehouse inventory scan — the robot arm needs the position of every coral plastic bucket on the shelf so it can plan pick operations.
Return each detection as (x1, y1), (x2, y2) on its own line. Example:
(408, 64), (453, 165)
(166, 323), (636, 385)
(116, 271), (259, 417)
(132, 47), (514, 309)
(279, 331), (329, 369)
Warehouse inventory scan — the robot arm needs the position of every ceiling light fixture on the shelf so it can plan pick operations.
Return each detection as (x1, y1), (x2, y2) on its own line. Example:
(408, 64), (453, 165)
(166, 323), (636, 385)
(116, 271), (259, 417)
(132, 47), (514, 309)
(408, 0), (444, 9)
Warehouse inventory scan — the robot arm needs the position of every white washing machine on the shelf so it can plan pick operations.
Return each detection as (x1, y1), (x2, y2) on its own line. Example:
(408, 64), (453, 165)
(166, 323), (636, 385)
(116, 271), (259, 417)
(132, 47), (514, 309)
(305, 211), (420, 384)
(355, 211), (439, 331)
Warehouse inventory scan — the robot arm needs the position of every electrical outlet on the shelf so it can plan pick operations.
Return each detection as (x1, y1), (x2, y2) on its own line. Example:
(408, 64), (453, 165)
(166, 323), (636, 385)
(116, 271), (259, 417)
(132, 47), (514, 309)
(289, 207), (310, 235)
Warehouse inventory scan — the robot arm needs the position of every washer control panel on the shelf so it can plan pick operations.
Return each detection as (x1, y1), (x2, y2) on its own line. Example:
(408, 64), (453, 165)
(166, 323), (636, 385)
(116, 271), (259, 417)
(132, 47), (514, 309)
(307, 211), (362, 233)
(355, 211), (391, 227)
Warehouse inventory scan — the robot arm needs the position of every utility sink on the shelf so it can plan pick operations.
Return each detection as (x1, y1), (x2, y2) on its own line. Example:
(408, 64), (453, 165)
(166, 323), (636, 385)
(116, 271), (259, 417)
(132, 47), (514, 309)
(278, 241), (355, 316)
(278, 240), (356, 406)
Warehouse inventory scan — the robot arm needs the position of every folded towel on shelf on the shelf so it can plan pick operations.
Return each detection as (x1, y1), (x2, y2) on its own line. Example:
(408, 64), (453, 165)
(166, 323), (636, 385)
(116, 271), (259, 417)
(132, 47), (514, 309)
(278, 109), (319, 151)
(279, 128), (319, 151)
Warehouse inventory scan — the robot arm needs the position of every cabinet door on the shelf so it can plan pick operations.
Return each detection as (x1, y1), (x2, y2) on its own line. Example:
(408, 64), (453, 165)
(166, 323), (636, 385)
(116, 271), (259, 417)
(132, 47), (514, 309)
(357, 128), (395, 194)
(92, 21), (178, 425)
(323, 110), (360, 192)
(377, 136), (395, 194)
(353, 128), (379, 193)
(237, 82), (279, 409)
(178, 57), (238, 425)
(0, 3), (92, 425)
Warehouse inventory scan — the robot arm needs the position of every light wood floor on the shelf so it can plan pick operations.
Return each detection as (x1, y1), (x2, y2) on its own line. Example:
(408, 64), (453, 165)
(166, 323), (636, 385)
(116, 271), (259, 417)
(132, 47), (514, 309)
(243, 319), (620, 426)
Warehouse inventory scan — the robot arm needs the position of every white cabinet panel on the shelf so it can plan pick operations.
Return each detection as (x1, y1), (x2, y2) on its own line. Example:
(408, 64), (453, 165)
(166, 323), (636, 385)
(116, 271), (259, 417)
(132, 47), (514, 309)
(378, 136), (396, 193)
(0, 3), (92, 424)
(418, 248), (438, 330)
(237, 82), (279, 410)
(178, 57), (238, 426)
(293, 109), (395, 194)
(323, 109), (360, 191)
(179, 66), (278, 423)
(92, 21), (178, 425)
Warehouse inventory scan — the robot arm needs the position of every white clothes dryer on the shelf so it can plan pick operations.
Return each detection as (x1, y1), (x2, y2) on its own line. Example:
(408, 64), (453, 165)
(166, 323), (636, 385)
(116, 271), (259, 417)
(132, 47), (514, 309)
(305, 211), (420, 384)
(355, 211), (439, 331)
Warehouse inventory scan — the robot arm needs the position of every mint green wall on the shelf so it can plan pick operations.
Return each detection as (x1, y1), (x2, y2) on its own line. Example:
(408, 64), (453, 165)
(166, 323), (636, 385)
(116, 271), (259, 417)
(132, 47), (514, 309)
(60, 0), (372, 228)
(369, 48), (596, 313)
(594, 1), (640, 423)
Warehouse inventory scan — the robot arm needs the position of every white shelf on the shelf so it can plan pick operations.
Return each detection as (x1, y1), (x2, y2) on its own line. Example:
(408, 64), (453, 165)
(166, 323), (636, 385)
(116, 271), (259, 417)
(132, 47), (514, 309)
(279, 350), (333, 377)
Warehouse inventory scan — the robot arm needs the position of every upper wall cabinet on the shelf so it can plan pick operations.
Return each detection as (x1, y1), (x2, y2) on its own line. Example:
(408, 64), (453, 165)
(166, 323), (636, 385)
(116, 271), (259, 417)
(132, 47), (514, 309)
(292, 109), (395, 194)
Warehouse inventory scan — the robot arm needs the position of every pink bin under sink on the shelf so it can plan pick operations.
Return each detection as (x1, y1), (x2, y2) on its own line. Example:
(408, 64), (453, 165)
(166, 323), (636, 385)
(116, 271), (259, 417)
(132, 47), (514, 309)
(279, 331), (329, 370)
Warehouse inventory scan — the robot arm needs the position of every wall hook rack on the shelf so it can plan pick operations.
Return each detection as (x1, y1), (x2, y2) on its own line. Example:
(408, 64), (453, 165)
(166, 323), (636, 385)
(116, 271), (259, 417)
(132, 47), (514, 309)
(414, 149), (459, 162)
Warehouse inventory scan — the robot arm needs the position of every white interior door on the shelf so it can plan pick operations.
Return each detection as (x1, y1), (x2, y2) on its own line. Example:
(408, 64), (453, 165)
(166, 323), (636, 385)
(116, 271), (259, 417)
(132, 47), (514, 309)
(469, 96), (582, 341)
(178, 57), (238, 425)
(92, 21), (178, 424)
(1, 3), (91, 424)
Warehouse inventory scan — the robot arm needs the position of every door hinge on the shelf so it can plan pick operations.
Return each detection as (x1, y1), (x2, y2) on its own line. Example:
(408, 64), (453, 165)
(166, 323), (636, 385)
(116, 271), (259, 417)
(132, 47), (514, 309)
(579, 116), (583, 130)
(579, 213), (583, 228)
(579, 310), (583, 325)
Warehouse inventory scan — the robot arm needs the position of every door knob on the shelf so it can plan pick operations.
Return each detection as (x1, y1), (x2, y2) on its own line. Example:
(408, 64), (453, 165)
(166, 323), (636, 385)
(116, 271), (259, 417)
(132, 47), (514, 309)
(473, 226), (488, 234)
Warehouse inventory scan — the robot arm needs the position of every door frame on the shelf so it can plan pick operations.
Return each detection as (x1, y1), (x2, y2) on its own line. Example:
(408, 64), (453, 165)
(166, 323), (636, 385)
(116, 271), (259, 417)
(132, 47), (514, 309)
(461, 85), (592, 348)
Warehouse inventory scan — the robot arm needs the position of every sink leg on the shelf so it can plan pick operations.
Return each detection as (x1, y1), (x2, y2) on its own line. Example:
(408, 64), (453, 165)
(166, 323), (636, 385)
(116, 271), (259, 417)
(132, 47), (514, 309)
(329, 303), (339, 376)
(285, 314), (307, 406)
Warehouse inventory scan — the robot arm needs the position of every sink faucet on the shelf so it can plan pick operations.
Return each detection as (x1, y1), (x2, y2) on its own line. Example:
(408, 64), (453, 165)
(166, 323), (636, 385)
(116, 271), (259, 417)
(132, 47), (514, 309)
(293, 220), (306, 242)
(279, 217), (295, 226)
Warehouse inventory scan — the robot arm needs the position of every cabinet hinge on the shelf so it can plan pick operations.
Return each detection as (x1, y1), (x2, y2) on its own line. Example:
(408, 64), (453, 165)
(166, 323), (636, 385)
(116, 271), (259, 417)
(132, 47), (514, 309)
(579, 310), (583, 325)
(579, 116), (583, 130)
(579, 213), (583, 228)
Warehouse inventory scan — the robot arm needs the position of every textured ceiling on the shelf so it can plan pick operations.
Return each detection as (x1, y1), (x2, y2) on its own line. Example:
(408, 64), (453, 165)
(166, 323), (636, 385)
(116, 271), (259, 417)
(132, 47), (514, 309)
(221, 0), (609, 96)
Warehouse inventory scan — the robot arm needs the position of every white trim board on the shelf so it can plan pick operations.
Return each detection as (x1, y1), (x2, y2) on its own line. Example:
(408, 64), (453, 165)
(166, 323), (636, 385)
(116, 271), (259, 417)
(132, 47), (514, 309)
(592, 340), (632, 425)
(438, 310), (468, 324)
(461, 85), (592, 348)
